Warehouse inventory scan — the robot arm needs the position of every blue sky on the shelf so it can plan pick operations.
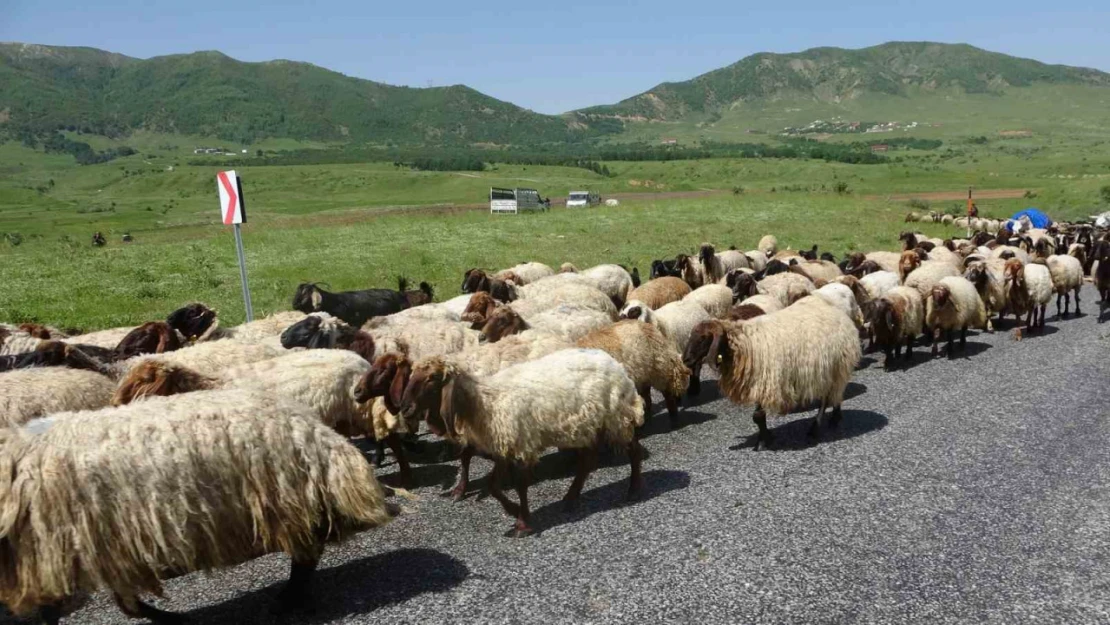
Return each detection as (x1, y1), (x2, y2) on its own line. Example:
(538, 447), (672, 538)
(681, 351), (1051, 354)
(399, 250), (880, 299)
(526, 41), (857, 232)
(3, 0), (1107, 114)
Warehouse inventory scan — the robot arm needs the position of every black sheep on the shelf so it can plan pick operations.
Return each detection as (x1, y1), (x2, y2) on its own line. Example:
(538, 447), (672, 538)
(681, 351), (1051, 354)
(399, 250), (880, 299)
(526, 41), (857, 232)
(291, 283), (408, 328)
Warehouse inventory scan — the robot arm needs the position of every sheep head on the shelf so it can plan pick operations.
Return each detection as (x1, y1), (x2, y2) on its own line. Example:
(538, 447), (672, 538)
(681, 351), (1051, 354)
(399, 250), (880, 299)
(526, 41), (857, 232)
(112, 360), (214, 406)
(1004, 259), (1025, 288)
(166, 303), (217, 340)
(281, 314), (329, 349)
(683, 320), (731, 372)
(355, 352), (412, 414)
(115, 322), (182, 360)
(930, 284), (952, 310)
(559, 263), (578, 274)
(763, 259), (790, 276)
(18, 323), (53, 339)
(899, 231), (916, 250)
(870, 299), (899, 345)
(292, 283), (326, 313)
(477, 307), (527, 343)
(800, 245), (818, 261)
(964, 262), (989, 291)
(898, 251), (921, 280)
(460, 269), (487, 294)
(698, 244), (715, 267)
(461, 292), (500, 326)
(400, 357), (458, 438)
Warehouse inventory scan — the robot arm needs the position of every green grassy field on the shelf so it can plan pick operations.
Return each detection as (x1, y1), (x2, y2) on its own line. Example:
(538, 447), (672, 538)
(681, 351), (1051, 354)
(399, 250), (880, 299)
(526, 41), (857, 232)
(2, 129), (1109, 331)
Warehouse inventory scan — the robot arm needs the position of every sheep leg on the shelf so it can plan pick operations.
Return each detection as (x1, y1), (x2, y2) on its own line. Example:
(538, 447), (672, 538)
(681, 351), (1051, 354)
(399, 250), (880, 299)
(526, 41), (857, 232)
(960, 327), (967, 351)
(443, 445), (474, 501)
(687, 366), (702, 396)
(508, 464), (534, 538)
(638, 385), (653, 425)
(385, 433), (412, 488)
(930, 328), (939, 357)
(903, 336), (914, 362)
(883, 346), (895, 371)
(808, 399), (827, 438)
(486, 460), (520, 517)
(1074, 288), (1081, 315)
(829, 404), (844, 427)
(38, 604), (63, 625)
(276, 555), (321, 613)
(563, 447), (599, 511)
(113, 593), (188, 624)
(664, 393), (680, 429)
(945, 329), (954, 358)
(1056, 292), (1064, 317)
(372, 439), (387, 467)
(1039, 305), (1047, 328)
(752, 407), (773, 450)
(627, 436), (645, 500)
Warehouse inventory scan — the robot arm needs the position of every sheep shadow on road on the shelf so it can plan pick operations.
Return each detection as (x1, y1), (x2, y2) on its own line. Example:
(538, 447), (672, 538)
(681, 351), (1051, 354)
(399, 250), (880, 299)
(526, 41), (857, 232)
(529, 469), (691, 535)
(730, 409), (888, 452)
(178, 548), (469, 624)
(640, 409), (717, 439)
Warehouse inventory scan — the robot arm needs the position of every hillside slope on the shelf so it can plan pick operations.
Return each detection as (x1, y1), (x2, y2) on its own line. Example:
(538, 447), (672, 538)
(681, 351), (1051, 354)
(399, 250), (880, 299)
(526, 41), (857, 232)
(0, 43), (607, 145)
(580, 42), (1110, 121)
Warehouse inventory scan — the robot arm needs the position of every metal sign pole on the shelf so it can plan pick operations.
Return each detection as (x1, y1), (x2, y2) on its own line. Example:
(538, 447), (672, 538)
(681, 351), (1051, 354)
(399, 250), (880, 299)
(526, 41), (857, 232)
(232, 223), (254, 322)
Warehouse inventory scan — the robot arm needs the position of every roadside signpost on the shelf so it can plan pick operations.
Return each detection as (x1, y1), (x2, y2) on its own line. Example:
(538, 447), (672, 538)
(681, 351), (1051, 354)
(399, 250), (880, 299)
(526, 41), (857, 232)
(217, 170), (254, 321)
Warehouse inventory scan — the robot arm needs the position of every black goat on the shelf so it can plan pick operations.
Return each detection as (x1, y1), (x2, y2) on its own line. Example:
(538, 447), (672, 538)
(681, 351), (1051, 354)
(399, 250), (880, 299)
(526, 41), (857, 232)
(650, 259), (682, 279)
(799, 245), (819, 261)
(0, 341), (109, 374)
(292, 282), (408, 328)
(398, 277), (435, 307)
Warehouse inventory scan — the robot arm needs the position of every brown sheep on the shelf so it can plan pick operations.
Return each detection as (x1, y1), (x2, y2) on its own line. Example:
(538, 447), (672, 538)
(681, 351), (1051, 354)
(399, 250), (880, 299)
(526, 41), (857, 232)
(114, 322), (183, 360)
(461, 291), (501, 325)
(626, 277), (692, 310)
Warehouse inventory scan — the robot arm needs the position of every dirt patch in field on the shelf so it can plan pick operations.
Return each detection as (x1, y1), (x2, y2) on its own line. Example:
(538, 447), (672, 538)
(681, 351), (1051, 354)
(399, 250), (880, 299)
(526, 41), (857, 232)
(871, 189), (1029, 202)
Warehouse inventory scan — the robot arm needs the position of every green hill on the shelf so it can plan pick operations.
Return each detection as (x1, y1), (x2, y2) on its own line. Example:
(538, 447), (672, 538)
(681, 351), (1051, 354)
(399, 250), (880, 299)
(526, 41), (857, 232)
(0, 43), (611, 145)
(580, 42), (1110, 121)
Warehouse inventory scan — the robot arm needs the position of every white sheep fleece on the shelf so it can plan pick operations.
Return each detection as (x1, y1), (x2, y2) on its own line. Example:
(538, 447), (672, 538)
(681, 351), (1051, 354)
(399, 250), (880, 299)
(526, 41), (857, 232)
(522, 304), (614, 342)
(443, 348), (644, 464)
(925, 276), (988, 331)
(511, 282), (617, 320)
(737, 295), (784, 315)
(864, 251), (902, 273)
(684, 284), (734, 319)
(579, 264), (634, 304)
(1022, 263), (1055, 305)
(63, 326), (135, 350)
(118, 340), (284, 378)
(757, 272), (815, 307)
(860, 271), (901, 301)
(990, 246), (1031, 264)
(1046, 255), (1084, 293)
(814, 283), (865, 328)
(903, 261), (960, 298)
(204, 311), (308, 344)
(441, 294), (475, 318)
(881, 287), (925, 340)
(1, 368), (115, 427)
(452, 331), (572, 376)
(745, 250), (768, 273)
(620, 299), (710, 354)
(369, 317), (479, 361)
(758, 235), (778, 257)
(496, 262), (555, 285)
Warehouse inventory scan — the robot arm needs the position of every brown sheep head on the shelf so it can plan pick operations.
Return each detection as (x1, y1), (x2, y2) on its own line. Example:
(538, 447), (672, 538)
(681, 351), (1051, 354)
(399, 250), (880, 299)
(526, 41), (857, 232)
(112, 360), (214, 406)
(844, 252), (866, 272)
(399, 357), (458, 438)
(943, 239), (957, 252)
(354, 352), (412, 413)
(870, 298), (899, 346)
(931, 284), (952, 310)
(461, 269), (488, 294)
(682, 320), (731, 372)
(18, 323), (53, 339)
(478, 307), (528, 343)
(971, 231), (992, 247)
(1004, 259), (1025, 288)
(461, 292), (500, 326)
(898, 251), (921, 280)
(114, 322), (183, 360)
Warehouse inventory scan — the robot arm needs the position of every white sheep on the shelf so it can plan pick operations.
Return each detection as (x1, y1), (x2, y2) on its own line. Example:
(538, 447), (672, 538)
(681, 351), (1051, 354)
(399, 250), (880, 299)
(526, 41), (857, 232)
(496, 262), (555, 285)
(924, 276), (988, 356)
(619, 299), (710, 355)
(1046, 254), (1084, 316)
(683, 296), (861, 449)
(0, 388), (394, 622)
(990, 245), (1031, 264)
(860, 270), (901, 302)
(864, 251), (903, 273)
(814, 282), (865, 330)
(732, 294), (784, 318)
(744, 250), (769, 273)
(0, 368), (115, 428)
(116, 339), (285, 378)
(791, 260), (842, 284)
(202, 310), (308, 343)
(903, 260), (960, 300)
(397, 349), (644, 537)
(758, 234), (778, 257)
(0, 332), (45, 357)
(684, 284), (734, 319)
(441, 294), (475, 317)
(512, 281), (618, 320)
(1004, 259), (1054, 335)
(699, 244), (749, 283)
(477, 303), (613, 344)
(757, 272), (815, 307)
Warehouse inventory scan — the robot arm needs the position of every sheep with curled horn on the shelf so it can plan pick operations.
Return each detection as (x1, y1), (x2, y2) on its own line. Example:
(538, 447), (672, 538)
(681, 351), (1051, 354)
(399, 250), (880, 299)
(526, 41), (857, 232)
(0, 389), (395, 624)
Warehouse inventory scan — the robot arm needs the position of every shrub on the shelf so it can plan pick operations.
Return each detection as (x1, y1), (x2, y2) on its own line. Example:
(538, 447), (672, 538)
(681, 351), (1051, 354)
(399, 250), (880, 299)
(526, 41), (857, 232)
(907, 198), (930, 211)
(732, 185), (745, 195)
(834, 181), (850, 195)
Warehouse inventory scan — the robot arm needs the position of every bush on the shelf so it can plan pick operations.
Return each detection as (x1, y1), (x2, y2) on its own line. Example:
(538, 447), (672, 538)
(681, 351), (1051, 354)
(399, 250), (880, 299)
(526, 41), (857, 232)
(1023, 190), (1037, 199)
(834, 181), (850, 195)
(4, 232), (23, 247)
(907, 198), (930, 211)
(732, 185), (745, 195)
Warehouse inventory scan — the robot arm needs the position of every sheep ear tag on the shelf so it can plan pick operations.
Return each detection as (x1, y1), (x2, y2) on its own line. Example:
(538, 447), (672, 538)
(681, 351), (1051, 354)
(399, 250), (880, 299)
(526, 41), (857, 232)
(706, 331), (724, 370)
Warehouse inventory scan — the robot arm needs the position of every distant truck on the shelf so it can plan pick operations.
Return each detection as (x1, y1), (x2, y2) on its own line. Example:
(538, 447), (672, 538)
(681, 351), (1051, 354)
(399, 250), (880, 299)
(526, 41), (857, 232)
(490, 187), (548, 214)
(566, 191), (600, 208)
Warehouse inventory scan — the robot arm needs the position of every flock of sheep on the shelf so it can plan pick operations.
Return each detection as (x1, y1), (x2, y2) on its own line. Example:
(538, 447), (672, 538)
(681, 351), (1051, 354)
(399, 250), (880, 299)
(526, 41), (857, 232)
(1, 218), (1109, 624)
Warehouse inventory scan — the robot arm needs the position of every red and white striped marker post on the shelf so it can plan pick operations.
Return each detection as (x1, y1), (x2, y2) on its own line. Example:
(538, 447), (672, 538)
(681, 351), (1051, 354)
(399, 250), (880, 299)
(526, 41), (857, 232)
(217, 170), (254, 321)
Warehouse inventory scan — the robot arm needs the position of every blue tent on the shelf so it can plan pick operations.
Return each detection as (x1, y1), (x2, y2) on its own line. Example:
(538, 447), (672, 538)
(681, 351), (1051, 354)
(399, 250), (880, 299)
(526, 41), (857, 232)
(1006, 208), (1052, 230)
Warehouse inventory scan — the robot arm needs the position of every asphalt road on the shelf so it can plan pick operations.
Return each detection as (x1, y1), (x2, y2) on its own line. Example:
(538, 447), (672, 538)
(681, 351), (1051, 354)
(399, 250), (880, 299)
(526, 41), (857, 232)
(5, 286), (1110, 624)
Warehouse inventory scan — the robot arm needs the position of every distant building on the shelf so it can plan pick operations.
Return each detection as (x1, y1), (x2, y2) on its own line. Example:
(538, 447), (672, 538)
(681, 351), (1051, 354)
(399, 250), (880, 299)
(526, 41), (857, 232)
(870, 144), (889, 153)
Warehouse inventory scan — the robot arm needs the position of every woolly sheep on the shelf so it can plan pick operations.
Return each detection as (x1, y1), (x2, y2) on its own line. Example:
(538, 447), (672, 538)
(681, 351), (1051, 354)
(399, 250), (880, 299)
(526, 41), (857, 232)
(860, 270), (901, 302)
(814, 282), (865, 330)
(1046, 254), (1084, 316)
(682, 296), (861, 449)
(619, 298), (710, 396)
(203, 310), (309, 344)
(0, 368), (115, 428)
(925, 276), (988, 356)
(758, 235), (778, 257)
(0, 388), (394, 622)
(790, 260), (842, 284)
(577, 264), (636, 305)
(477, 304), (613, 344)
(118, 339), (285, 378)
(1004, 259), (1054, 335)
(903, 260), (960, 301)
(991, 245), (1031, 264)
(964, 260), (1007, 332)
(684, 284), (734, 319)
(864, 251), (903, 273)
(512, 281), (618, 320)
(871, 286), (924, 369)
(0, 332), (45, 357)
(675, 254), (706, 288)
(280, 313), (377, 361)
(625, 277), (692, 310)
(398, 349), (644, 537)
(699, 244), (749, 283)
(577, 320), (690, 428)
(495, 262), (555, 285)
(757, 272), (815, 307)
(442, 294), (476, 317)
(745, 250), (769, 273)
(730, 294), (784, 320)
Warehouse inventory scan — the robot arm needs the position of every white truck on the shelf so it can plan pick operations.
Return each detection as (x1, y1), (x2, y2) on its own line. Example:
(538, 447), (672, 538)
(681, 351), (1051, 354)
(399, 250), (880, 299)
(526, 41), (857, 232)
(566, 191), (600, 208)
(490, 187), (548, 214)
